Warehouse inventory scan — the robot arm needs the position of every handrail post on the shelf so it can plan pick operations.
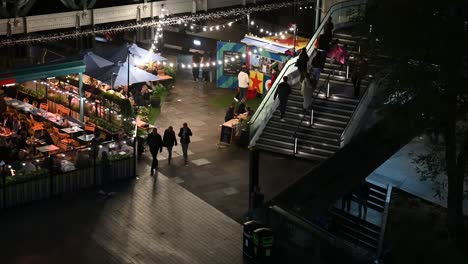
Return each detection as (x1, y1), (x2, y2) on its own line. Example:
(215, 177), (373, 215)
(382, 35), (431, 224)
(326, 82), (330, 98)
(310, 108), (314, 126)
(346, 64), (349, 80)
(294, 137), (298, 154)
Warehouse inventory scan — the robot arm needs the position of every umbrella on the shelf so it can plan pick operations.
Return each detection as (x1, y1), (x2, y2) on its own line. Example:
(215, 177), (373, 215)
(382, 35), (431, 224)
(95, 62), (159, 88)
(83, 52), (114, 74)
(109, 44), (167, 66)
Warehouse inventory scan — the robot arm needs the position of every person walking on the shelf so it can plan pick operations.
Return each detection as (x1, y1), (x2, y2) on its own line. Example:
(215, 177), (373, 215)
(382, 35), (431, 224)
(296, 47), (309, 82)
(274, 76), (292, 121)
(237, 65), (250, 101)
(351, 55), (368, 98)
(192, 52), (202, 81)
(147, 128), (163, 175)
(301, 74), (314, 113)
(201, 52), (211, 82)
(324, 16), (334, 37)
(178, 123), (193, 166)
(163, 126), (177, 165)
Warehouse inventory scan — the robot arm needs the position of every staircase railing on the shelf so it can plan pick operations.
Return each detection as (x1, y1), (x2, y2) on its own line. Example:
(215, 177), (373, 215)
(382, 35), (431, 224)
(292, 35), (363, 154)
(339, 71), (390, 148)
(376, 184), (393, 261)
(249, 0), (369, 148)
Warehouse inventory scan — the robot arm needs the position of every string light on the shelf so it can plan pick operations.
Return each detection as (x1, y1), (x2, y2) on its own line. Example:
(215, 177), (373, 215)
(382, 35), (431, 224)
(0, 1), (311, 46)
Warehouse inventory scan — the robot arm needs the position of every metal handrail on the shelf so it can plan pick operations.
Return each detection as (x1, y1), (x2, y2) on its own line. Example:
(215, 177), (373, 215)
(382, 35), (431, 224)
(293, 36), (363, 154)
(249, 0), (368, 126)
(249, 0), (369, 147)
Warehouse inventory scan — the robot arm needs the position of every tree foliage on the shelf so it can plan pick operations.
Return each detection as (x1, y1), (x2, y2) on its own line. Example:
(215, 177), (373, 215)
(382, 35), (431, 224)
(369, 0), (468, 240)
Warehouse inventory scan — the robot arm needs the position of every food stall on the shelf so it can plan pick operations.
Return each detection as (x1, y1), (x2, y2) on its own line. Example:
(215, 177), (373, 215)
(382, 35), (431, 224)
(241, 34), (310, 98)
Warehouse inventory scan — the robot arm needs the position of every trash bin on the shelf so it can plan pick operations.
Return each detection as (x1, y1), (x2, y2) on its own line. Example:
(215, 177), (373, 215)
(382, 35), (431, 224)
(243, 220), (263, 259)
(253, 227), (274, 260)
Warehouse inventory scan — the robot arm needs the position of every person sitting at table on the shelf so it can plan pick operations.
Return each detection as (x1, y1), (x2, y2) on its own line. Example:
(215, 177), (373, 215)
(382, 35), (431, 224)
(246, 106), (254, 118)
(225, 103), (235, 122)
(39, 129), (53, 145)
(141, 84), (152, 106)
(10, 116), (21, 133)
(236, 98), (247, 115)
(1, 112), (11, 128)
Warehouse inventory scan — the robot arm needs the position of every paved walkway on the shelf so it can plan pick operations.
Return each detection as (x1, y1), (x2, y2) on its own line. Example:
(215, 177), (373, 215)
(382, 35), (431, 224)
(148, 55), (312, 222)
(0, 163), (244, 264)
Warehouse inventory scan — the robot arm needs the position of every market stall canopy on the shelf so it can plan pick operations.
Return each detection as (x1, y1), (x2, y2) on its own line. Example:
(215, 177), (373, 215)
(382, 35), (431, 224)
(0, 60), (86, 86)
(83, 52), (114, 74)
(109, 43), (167, 66)
(241, 35), (291, 54)
(94, 62), (159, 88)
(264, 34), (310, 51)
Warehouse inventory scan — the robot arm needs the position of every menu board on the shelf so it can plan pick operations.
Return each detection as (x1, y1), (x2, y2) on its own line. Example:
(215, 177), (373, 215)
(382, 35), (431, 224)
(219, 125), (233, 145)
(223, 51), (242, 76)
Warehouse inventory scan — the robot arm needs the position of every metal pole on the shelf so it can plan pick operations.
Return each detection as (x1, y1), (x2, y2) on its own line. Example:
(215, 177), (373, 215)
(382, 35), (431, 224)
(292, 25), (297, 55)
(79, 72), (84, 123)
(315, 0), (320, 31)
(346, 65), (349, 80)
(310, 109), (314, 125)
(2, 164), (5, 209)
(127, 48), (131, 91)
(327, 82), (330, 98)
(247, 13), (250, 33)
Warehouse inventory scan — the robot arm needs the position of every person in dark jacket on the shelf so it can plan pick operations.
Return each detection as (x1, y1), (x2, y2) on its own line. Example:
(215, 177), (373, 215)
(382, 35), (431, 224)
(352, 55), (369, 98)
(324, 16), (334, 36)
(147, 128), (163, 175)
(225, 103), (235, 122)
(296, 47), (309, 82)
(163, 126), (177, 165)
(236, 98), (247, 115)
(178, 123), (192, 165)
(274, 76), (292, 121)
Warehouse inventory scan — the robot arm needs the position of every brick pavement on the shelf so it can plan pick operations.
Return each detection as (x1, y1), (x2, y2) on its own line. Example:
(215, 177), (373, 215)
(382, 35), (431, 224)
(0, 163), (244, 264)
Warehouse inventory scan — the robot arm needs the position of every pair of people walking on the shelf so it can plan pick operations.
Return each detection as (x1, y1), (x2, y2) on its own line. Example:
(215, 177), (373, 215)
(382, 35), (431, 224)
(147, 123), (193, 175)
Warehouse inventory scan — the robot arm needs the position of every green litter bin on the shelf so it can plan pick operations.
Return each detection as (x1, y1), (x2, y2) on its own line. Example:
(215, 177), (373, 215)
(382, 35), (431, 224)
(253, 227), (274, 260)
(243, 220), (263, 259)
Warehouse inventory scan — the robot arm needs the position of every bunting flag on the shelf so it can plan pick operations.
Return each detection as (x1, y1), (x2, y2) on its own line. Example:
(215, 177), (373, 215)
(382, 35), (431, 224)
(249, 70), (264, 95)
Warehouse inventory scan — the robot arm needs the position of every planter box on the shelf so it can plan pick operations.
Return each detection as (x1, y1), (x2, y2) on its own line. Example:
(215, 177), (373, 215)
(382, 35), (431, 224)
(53, 167), (95, 195)
(0, 177), (50, 208)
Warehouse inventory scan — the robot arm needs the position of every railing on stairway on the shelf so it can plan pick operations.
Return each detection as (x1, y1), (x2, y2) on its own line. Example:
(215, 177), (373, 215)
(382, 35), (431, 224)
(249, 0), (369, 148)
(376, 184), (393, 262)
(339, 71), (390, 148)
(292, 35), (362, 155)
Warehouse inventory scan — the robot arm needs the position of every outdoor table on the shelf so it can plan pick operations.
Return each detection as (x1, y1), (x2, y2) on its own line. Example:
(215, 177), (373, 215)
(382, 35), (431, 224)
(77, 134), (95, 142)
(36, 145), (60, 155)
(0, 127), (15, 138)
(61, 127), (84, 134)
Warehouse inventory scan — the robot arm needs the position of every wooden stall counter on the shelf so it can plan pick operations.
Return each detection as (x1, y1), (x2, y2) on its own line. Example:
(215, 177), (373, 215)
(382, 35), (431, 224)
(219, 113), (248, 146)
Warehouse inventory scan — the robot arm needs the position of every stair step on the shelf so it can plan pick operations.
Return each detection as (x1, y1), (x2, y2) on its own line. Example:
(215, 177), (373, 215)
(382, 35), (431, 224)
(268, 120), (342, 139)
(330, 208), (380, 234)
(258, 136), (335, 157)
(294, 151), (329, 161)
(273, 111), (348, 126)
(264, 126), (340, 146)
(255, 142), (295, 156)
(283, 104), (354, 118)
(270, 116), (344, 133)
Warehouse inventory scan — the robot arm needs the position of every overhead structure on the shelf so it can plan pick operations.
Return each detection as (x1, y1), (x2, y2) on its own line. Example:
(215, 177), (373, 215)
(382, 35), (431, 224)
(83, 51), (114, 74)
(93, 62), (159, 88)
